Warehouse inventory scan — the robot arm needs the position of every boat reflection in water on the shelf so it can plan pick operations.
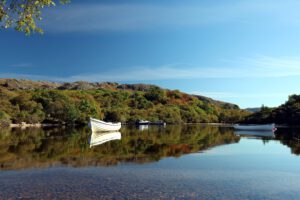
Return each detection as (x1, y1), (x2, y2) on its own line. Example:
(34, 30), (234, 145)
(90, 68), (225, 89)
(138, 125), (149, 131)
(234, 130), (275, 138)
(89, 131), (121, 148)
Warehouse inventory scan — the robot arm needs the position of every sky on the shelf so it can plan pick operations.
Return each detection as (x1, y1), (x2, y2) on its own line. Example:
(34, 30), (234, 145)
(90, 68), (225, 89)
(1, 0), (300, 108)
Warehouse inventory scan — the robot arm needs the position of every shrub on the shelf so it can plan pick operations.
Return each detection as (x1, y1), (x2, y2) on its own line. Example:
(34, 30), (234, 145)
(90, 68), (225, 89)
(0, 111), (11, 127)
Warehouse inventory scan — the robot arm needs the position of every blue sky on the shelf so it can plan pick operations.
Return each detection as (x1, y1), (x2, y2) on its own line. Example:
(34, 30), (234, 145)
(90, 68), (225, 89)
(1, 0), (300, 108)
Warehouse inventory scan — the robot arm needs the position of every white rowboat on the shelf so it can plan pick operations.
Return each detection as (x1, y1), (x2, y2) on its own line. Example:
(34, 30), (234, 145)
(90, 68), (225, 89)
(90, 131), (121, 147)
(233, 123), (276, 131)
(89, 118), (121, 132)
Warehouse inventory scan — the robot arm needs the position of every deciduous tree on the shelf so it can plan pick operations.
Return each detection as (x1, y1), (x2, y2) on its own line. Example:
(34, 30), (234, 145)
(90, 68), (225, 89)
(0, 0), (69, 35)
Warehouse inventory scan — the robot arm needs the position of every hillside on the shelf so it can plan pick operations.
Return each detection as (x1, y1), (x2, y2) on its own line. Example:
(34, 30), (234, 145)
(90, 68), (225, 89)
(0, 79), (249, 126)
(0, 79), (237, 108)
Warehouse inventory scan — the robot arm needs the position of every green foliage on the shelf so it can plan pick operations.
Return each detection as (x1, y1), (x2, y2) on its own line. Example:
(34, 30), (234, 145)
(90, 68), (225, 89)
(130, 92), (153, 109)
(0, 0), (69, 35)
(32, 90), (78, 123)
(0, 88), (18, 118)
(155, 106), (182, 123)
(145, 86), (167, 104)
(0, 83), (249, 125)
(10, 92), (45, 123)
(32, 90), (102, 124)
(167, 90), (182, 99)
(67, 91), (102, 123)
(0, 111), (11, 127)
(180, 105), (201, 123)
(104, 110), (123, 122)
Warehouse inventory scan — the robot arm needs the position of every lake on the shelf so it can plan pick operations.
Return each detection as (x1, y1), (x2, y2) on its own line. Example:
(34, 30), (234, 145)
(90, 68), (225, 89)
(1, 125), (300, 199)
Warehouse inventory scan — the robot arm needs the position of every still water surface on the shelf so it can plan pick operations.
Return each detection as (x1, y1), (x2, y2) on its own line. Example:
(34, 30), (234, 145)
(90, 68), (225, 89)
(0, 125), (300, 199)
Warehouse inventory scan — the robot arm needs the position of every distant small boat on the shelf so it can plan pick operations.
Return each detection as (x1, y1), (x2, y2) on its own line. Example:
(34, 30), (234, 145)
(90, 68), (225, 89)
(136, 120), (166, 126)
(233, 123), (276, 131)
(89, 131), (121, 147)
(89, 118), (121, 132)
(137, 120), (150, 125)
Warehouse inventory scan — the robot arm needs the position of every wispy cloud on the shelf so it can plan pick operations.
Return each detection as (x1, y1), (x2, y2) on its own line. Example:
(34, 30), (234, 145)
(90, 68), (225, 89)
(221, 55), (300, 77)
(64, 55), (300, 81)
(2, 55), (300, 82)
(10, 63), (33, 68)
(42, 0), (300, 33)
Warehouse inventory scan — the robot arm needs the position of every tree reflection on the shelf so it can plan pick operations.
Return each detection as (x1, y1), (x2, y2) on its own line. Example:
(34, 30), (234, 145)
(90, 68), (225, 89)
(275, 129), (300, 155)
(0, 125), (240, 170)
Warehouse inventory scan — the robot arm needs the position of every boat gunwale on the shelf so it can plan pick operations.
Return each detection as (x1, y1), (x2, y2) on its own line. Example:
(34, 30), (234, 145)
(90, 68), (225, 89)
(90, 118), (121, 126)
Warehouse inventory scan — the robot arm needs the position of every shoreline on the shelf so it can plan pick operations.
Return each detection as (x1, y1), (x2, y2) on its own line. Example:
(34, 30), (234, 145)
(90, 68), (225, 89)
(8, 122), (233, 129)
(9, 123), (66, 128)
(4, 122), (299, 130)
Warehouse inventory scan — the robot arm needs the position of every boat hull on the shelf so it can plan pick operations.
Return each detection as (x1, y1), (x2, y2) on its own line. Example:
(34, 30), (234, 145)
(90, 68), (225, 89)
(233, 123), (275, 131)
(89, 118), (121, 132)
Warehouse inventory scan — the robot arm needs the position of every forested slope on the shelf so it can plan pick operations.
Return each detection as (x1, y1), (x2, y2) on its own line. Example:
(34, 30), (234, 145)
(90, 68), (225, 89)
(0, 79), (249, 126)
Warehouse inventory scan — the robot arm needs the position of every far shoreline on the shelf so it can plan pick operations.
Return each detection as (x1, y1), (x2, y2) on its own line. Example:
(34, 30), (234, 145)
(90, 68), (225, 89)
(9, 123), (65, 128)
(5, 122), (234, 129)
(4, 122), (297, 130)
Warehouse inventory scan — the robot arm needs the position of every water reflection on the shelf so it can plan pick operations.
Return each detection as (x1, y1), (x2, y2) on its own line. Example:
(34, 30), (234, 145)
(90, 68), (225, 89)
(89, 131), (121, 148)
(138, 125), (149, 131)
(275, 128), (300, 155)
(234, 130), (275, 138)
(0, 125), (239, 170)
(1, 125), (300, 170)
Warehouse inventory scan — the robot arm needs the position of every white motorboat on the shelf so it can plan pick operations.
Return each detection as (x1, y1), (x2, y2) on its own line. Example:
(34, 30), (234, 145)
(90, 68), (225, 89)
(89, 131), (121, 147)
(137, 120), (150, 125)
(89, 118), (121, 132)
(233, 123), (276, 131)
(136, 120), (166, 126)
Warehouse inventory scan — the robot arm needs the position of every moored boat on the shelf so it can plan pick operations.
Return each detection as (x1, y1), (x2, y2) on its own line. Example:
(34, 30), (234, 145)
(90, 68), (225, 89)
(233, 123), (276, 131)
(137, 120), (150, 125)
(136, 120), (166, 126)
(89, 118), (121, 132)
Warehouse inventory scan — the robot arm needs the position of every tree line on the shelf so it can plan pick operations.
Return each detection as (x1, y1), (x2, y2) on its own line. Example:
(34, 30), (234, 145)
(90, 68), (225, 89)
(0, 85), (250, 126)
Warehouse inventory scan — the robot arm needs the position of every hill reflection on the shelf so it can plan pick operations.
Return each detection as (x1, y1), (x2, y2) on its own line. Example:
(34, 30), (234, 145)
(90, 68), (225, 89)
(275, 128), (300, 155)
(0, 125), (241, 170)
(2, 126), (300, 170)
